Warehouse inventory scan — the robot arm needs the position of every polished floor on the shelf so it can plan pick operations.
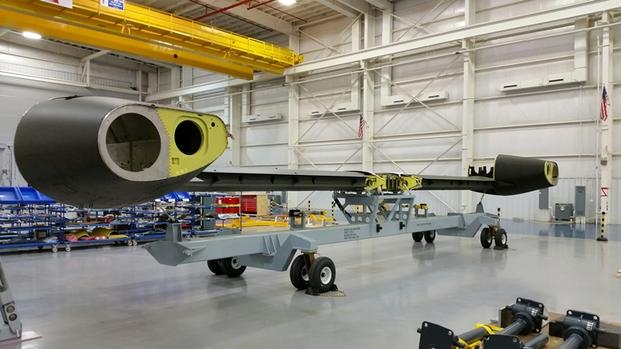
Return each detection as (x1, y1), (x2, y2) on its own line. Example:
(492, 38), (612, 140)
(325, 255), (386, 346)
(2, 224), (620, 349)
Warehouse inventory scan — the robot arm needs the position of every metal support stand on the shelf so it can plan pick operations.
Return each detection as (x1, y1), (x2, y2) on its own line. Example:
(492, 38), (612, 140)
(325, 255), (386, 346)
(483, 333), (549, 349)
(597, 212), (609, 242)
(0, 260), (20, 342)
(0, 258), (40, 345)
(145, 192), (501, 295)
(417, 298), (546, 349)
(288, 210), (306, 230)
(549, 310), (621, 349)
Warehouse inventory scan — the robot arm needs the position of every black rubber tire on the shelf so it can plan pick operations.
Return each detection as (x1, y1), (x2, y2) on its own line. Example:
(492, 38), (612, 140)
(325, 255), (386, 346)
(219, 257), (247, 277)
(308, 256), (336, 293)
(424, 230), (436, 243)
(412, 232), (424, 242)
(207, 260), (225, 275)
(480, 227), (493, 248)
(494, 228), (508, 248)
(289, 255), (310, 290)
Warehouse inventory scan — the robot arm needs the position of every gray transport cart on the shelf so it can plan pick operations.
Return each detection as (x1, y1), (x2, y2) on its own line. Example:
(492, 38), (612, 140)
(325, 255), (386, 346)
(145, 192), (506, 294)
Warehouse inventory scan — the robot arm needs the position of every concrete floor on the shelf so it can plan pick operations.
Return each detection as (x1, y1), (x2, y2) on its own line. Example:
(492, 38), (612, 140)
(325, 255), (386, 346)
(2, 224), (620, 349)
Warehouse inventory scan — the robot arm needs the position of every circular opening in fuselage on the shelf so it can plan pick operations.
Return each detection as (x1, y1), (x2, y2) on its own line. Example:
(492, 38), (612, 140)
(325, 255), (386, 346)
(175, 120), (202, 155)
(105, 113), (161, 172)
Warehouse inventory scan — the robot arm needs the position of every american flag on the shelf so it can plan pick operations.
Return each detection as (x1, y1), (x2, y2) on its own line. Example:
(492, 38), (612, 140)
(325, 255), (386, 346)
(357, 114), (367, 138)
(600, 86), (609, 122)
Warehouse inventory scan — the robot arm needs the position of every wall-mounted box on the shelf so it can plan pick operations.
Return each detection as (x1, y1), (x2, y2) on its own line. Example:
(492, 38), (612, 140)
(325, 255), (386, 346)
(243, 113), (282, 123)
(309, 102), (359, 117)
(381, 91), (448, 107)
(500, 71), (585, 92)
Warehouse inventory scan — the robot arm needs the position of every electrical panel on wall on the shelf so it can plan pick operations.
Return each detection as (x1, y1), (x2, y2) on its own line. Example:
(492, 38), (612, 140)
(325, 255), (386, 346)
(243, 113), (283, 123)
(381, 91), (448, 107)
(499, 71), (585, 92)
(309, 102), (360, 117)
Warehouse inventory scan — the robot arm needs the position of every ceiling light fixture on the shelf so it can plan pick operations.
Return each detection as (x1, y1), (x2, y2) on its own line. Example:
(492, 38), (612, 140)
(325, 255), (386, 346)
(22, 31), (42, 40)
(278, 0), (296, 6)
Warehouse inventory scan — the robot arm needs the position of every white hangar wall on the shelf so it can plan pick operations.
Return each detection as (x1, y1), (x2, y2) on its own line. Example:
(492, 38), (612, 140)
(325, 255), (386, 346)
(180, 0), (618, 223)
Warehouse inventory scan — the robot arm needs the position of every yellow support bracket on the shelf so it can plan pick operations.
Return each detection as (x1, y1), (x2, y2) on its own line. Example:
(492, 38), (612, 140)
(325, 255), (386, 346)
(364, 174), (423, 193)
(399, 175), (423, 191)
(364, 175), (387, 192)
(1, 0), (304, 77)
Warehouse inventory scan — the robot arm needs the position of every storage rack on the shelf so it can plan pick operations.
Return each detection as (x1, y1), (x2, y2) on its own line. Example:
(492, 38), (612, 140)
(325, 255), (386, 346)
(0, 187), (60, 252)
(0, 187), (221, 253)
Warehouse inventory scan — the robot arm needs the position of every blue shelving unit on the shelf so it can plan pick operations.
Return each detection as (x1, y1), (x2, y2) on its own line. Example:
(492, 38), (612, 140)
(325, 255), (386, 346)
(0, 188), (221, 253)
(0, 187), (60, 252)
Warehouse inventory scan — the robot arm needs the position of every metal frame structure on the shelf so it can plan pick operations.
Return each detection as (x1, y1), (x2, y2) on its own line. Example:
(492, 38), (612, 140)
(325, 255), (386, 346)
(285, 0), (621, 75)
(144, 191), (501, 293)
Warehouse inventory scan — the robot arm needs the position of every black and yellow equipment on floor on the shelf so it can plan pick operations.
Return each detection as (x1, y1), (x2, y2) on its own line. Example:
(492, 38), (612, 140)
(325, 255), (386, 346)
(418, 322), (503, 349)
(549, 310), (621, 349)
(483, 333), (549, 349)
(418, 297), (547, 349)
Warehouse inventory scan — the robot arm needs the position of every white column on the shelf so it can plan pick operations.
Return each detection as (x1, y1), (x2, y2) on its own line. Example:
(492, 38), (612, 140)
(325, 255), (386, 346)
(147, 70), (158, 94)
(228, 86), (242, 167)
(0, 146), (6, 186)
(136, 67), (143, 102)
(380, 9), (393, 103)
(461, 0), (475, 212)
(170, 67), (182, 107)
(178, 66), (193, 108)
(599, 11), (614, 234)
(170, 67), (181, 89)
(287, 33), (301, 208)
(574, 17), (589, 82)
(362, 61), (374, 172)
(361, 11), (375, 172)
(351, 15), (362, 110)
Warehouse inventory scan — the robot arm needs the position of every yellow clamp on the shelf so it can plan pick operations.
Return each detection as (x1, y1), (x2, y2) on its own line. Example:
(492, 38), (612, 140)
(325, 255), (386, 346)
(364, 174), (423, 192)
(400, 175), (423, 191)
(475, 323), (503, 334)
(365, 175), (387, 192)
(457, 338), (470, 349)
(456, 323), (503, 349)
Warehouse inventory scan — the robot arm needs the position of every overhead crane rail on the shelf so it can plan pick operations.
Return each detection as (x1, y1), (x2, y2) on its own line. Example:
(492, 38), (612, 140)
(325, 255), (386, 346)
(0, 0), (303, 78)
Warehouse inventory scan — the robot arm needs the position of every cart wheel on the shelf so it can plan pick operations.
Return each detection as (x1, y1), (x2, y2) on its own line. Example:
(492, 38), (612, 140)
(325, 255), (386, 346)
(494, 228), (508, 248)
(412, 232), (424, 242)
(65, 245), (71, 252)
(51, 245), (58, 253)
(207, 260), (225, 275)
(219, 257), (246, 277)
(480, 227), (493, 249)
(132, 240), (138, 246)
(308, 256), (336, 293)
(424, 230), (436, 243)
(289, 255), (310, 290)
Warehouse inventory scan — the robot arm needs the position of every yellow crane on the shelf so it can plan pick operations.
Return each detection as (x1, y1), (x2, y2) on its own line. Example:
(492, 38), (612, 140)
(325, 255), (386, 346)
(0, 0), (304, 79)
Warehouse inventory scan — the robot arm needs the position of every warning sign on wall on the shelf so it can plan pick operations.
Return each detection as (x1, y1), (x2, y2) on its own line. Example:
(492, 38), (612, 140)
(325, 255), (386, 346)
(100, 0), (124, 10)
(601, 187), (609, 197)
(40, 0), (73, 8)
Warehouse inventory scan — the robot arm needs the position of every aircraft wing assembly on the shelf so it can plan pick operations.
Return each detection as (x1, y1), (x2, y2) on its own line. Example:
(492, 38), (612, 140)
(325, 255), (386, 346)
(186, 156), (558, 196)
(14, 96), (558, 208)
